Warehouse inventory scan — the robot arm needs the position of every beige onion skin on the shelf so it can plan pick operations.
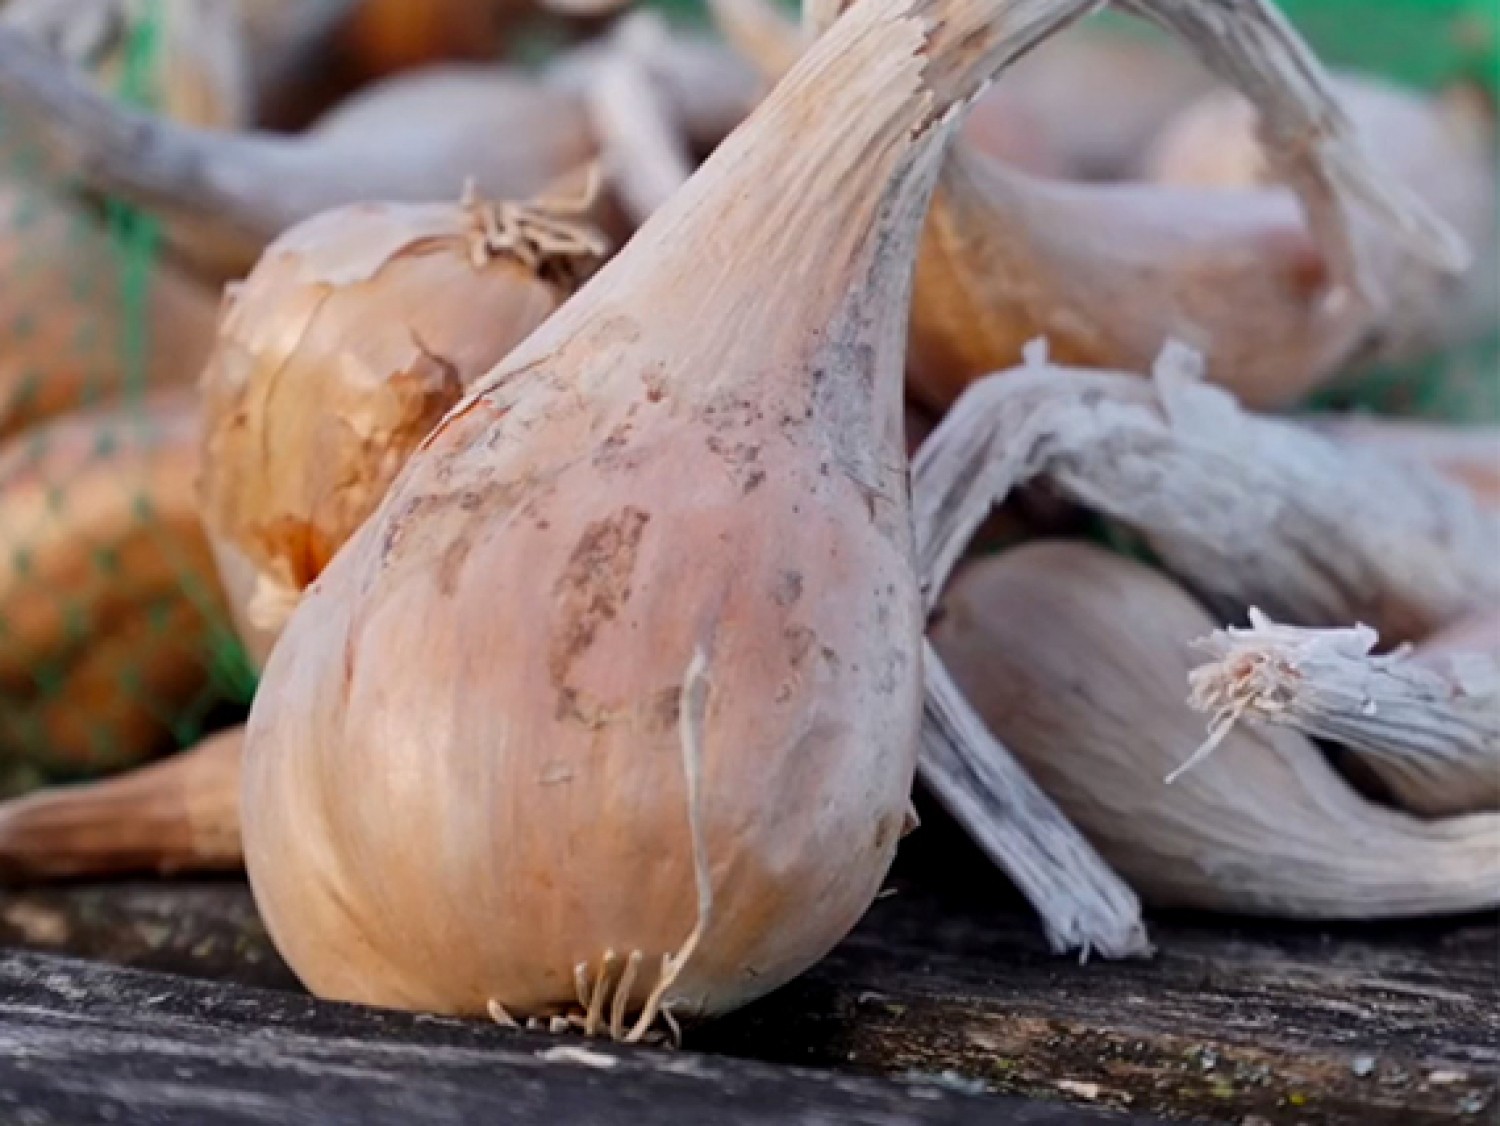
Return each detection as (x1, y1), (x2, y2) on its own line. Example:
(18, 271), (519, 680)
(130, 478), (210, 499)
(242, 372), (922, 1019)
(199, 201), (572, 662)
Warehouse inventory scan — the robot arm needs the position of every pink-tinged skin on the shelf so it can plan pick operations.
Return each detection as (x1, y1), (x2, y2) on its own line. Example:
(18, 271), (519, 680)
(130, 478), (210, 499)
(239, 0), (962, 1020)
(243, 348), (922, 1016)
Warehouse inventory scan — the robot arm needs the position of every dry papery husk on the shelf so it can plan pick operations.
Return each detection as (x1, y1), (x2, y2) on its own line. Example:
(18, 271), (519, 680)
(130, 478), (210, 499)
(199, 183), (607, 667)
(1189, 612), (1498, 818)
(931, 540), (1499, 919)
(0, 16), (756, 275)
(1145, 75), (1498, 371)
(914, 342), (1500, 648)
(241, 0), (1428, 1029)
(0, 171), (217, 437)
(0, 724), (242, 880)
(713, 0), (1469, 414)
(0, 392), (228, 789)
(1305, 416), (1500, 510)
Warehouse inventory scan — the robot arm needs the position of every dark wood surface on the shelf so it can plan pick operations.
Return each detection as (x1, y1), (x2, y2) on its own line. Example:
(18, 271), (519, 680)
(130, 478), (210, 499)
(0, 946), (1162, 1126)
(2, 849), (1495, 1125)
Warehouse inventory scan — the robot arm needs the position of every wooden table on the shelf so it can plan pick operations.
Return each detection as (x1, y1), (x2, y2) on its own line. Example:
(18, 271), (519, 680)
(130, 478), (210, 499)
(1, 827), (1494, 1125)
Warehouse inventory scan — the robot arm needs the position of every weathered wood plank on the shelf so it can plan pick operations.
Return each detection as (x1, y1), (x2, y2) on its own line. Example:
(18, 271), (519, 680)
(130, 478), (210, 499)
(3, 870), (1494, 1126)
(0, 948), (1163, 1126)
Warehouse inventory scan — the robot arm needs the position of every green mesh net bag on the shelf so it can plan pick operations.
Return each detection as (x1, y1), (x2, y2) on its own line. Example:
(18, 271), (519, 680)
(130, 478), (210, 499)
(0, 6), (253, 798)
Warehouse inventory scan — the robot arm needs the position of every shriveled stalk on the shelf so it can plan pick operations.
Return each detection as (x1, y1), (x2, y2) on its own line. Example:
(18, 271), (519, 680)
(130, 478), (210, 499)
(577, 14), (696, 227)
(0, 726), (242, 880)
(1189, 612), (1499, 818)
(923, 649), (1148, 956)
(932, 541), (1500, 919)
(1307, 416), (1500, 510)
(4, 0), (369, 122)
(913, 343), (1500, 646)
(0, 23), (754, 271)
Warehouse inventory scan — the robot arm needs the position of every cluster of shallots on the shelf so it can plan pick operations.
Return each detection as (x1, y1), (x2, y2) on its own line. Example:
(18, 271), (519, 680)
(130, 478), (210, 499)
(0, 0), (1494, 1040)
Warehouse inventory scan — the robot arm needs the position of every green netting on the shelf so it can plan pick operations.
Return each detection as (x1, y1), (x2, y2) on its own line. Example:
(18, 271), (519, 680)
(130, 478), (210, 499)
(0, 1), (253, 798)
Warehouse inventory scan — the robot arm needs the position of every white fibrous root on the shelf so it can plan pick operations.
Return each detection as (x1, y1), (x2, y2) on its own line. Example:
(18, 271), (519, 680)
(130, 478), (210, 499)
(1187, 612), (1499, 817)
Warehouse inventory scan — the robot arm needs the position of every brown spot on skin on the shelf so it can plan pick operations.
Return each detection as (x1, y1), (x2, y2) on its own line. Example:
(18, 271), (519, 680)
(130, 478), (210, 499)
(649, 686), (682, 731)
(435, 537), (469, 597)
(784, 625), (817, 671)
(550, 507), (652, 710)
(705, 437), (764, 493)
(773, 571), (804, 608)
(592, 422), (635, 470)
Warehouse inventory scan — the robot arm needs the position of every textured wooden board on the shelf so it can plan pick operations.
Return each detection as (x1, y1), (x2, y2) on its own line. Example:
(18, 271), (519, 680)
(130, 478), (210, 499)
(2, 865), (1495, 1126)
(0, 946), (1163, 1126)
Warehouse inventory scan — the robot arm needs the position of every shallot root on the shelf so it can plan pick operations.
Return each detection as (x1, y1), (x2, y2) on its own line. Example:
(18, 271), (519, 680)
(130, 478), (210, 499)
(1189, 612), (1499, 818)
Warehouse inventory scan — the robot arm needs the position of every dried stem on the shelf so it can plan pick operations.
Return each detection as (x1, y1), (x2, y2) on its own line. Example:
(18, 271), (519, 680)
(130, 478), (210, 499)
(1189, 611), (1499, 818)
(922, 646), (1149, 958)
(1307, 416), (1500, 509)
(706, 0), (803, 80)
(0, 23), (329, 253)
(582, 20), (695, 227)
(0, 20), (742, 262)
(551, 22), (761, 153)
(913, 342), (1500, 644)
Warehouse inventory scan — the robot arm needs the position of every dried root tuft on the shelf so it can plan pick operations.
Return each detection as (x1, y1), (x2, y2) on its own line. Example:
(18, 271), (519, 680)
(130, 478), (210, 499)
(460, 172), (610, 290)
(1188, 612), (1500, 816)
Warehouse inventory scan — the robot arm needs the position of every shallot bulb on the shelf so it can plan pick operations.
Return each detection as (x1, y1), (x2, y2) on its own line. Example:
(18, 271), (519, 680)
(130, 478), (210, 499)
(199, 186), (605, 665)
(242, 0), (1120, 1033)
